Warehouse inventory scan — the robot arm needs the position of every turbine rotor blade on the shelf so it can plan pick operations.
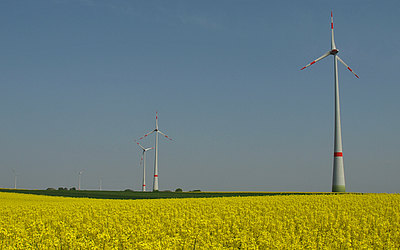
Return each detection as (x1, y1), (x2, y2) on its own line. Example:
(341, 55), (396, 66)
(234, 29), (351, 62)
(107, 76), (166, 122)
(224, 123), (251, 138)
(331, 11), (336, 50)
(300, 51), (331, 70)
(337, 56), (359, 78)
(136, 142), (145, 150)
(139, 156), (143, 167)
(155, 112), (159, 130)
(136, 130), (155, 141)
(158, 130), (173, 141)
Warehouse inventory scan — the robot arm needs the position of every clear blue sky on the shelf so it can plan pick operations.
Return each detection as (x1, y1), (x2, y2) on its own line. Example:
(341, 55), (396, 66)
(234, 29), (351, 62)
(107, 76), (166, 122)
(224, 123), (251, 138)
(1, 0), (399, 192)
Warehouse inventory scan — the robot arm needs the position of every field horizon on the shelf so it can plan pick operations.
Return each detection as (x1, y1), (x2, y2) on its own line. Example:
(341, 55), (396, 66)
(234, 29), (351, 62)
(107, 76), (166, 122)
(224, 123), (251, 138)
(0, 188), (363, 200)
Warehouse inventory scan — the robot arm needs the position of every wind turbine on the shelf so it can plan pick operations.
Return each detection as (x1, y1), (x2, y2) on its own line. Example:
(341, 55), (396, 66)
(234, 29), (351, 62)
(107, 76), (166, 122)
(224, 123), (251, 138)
(136, 142), (153, 192)
(301, 12), (359, 192)
(136, 112), (173, 191)
(12, 169), (18, 189)
(78, 171), (83, 191)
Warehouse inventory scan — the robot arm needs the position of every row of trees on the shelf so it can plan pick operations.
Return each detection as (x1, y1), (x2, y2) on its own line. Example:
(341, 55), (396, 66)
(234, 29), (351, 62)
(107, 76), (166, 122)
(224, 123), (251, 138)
(47, 187), (77, 191)
(46, 187), (201, 192)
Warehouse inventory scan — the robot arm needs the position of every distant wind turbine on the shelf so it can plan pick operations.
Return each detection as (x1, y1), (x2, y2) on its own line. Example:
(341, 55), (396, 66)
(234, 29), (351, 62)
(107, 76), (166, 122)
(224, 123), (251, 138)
(78, 171), (83, 190)
(136, 112), (173, 191)
(301, 12), (359, 192)
(12, 169), (18, 189)
(135, 142), (153, 192)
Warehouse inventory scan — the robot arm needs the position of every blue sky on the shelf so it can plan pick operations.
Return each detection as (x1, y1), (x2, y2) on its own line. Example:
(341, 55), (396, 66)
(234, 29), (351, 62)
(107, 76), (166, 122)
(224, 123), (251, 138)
(1, 0), (399, 192)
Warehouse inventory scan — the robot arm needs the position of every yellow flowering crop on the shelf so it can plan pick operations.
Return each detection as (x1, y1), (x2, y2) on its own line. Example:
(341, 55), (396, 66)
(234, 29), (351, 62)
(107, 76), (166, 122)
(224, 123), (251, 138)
(0, 192), (399, 249)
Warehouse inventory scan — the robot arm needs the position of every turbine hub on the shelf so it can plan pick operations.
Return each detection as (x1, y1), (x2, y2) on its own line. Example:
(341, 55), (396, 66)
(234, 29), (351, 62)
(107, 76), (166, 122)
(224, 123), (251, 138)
(330, 49), (339, 55)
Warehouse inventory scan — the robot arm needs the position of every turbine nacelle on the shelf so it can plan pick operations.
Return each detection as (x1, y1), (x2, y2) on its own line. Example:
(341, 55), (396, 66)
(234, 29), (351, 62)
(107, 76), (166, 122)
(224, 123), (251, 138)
(330, 49), (339, 55)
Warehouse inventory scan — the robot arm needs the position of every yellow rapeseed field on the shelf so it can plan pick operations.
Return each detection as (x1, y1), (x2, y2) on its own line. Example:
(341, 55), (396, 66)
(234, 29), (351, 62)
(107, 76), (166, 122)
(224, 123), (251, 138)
(0, 192), (399, 249)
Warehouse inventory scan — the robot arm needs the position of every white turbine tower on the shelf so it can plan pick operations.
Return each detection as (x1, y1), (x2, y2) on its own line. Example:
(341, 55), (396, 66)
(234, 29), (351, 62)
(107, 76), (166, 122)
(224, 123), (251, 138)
(136, 142), (153, 192)
(12, 169), (18, 189)
(78, 171), (83, 191)
(137, 112), (173, 191)
(301, 12), (359, 192)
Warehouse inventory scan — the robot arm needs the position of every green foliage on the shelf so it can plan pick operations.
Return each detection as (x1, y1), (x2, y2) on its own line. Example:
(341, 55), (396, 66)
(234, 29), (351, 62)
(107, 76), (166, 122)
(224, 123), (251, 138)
(189, 189), (201, 192)
(0, 188), (362, 200)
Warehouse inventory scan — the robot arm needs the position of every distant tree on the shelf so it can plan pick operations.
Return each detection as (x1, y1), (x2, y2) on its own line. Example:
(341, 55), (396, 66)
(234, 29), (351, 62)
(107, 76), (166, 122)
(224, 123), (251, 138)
(70, 187), (76, 191)
(58, 187), (67, 191)
(124, 189), (133, 192)
(46, 188), (55, 191)
(175, 188), (183, 192)
(190, 189), (201, 192)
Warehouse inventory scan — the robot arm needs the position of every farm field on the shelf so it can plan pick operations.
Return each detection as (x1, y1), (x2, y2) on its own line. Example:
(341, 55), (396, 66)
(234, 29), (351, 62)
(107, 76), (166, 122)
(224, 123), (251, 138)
(1, 192), (399, 249)
(0, 188), (351, 200)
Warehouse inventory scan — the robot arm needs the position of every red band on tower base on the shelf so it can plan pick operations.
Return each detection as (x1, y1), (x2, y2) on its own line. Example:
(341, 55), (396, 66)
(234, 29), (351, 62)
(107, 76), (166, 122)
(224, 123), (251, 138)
(334, 152), (343, 157)
(154, 175), (158, 177)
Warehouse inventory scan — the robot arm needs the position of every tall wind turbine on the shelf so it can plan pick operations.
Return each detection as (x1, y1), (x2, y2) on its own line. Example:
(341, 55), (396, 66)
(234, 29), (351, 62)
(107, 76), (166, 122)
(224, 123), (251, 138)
(137, 112), (173, 191)
(136, 142), (153, 192)
(301, 12), (359, 192)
